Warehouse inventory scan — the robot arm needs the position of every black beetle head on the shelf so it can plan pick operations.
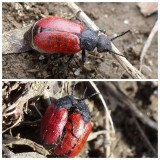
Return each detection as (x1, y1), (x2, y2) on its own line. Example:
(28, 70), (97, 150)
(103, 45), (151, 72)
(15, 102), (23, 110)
(97, 34), (112, 53)
(54, 95), (74, 109)
(79, 28), (99, 51)
(55, 95), (91, 123)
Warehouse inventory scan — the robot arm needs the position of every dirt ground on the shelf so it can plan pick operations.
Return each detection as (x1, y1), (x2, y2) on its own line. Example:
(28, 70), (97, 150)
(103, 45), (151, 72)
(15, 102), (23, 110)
(2, 81), (158, 158)
(2, 2), (158, 79)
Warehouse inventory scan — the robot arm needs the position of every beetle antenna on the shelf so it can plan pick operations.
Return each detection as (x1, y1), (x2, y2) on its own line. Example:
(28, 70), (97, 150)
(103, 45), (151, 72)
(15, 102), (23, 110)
(110, 30), (130, 41)
(81, 92), (99, 101)
(83, 87), (88, 99)
(109, 50), (127, 58)
(66, 82), (70, 95)
(71, 82), (76, 96)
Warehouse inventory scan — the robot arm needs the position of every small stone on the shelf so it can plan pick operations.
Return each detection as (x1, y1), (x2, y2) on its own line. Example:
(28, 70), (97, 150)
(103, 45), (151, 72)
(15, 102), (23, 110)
(74, 68), (81, 76)
(39, 55), (45, 60)
(124, 19), (129, 25)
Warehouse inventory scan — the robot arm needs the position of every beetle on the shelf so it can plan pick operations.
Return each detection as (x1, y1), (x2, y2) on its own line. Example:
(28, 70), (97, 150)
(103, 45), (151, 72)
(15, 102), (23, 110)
(27, 16), (129, 66)
(40, 83), (98, 157)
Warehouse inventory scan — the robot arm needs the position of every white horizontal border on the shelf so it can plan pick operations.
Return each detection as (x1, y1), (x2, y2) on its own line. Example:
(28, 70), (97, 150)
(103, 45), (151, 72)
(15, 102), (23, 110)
(1, 0), (159, 2)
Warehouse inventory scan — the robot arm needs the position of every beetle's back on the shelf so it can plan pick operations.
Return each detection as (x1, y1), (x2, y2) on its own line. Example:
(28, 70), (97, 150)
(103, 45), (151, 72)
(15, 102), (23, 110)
(53, 113), (92, 157)
(40, 104), (68, 145)
(37, 16), (84, 34)
(33, 31), (81, 54)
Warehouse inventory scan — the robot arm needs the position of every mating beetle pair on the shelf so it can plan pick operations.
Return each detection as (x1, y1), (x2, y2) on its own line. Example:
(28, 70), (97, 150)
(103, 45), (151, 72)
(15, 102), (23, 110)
(40, 83), (98, 157)
(28, 16), (129, 66)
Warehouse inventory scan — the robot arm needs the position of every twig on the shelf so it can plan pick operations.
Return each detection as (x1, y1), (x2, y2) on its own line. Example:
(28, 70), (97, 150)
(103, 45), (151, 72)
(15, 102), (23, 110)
(2, 117), (22, 133)
(3, 135), (50, 156)
(89, 81), (114, 157)
(66, 2), (146, 79)
(7, 152), (46, 158)
(140, 20), (158, 71)
(87, 130), (108, 141)
(3, 145), (46, 158)
(133, 117), (157, 157)
(89, 82), (115, 133)
(102, 82), (158, 130)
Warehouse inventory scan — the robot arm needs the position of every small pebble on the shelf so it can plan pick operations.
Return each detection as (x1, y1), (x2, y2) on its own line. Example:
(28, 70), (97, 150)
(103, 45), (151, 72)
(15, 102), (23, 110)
(74, 68), (81, 76)
(39, 55), (45, 60)
(124, 19), (129, 24)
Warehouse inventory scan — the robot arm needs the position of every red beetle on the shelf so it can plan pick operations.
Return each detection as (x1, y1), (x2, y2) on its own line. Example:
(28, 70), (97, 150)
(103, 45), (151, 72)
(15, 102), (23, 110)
(40, 91), (97, 157)
(28, 16), (128, 64)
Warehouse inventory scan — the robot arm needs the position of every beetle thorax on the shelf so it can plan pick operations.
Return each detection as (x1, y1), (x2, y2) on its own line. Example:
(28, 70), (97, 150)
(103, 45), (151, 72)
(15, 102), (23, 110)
(55, 96), (74, 109)
(55, 95), (91, 123)
(79, 28), (99, 51)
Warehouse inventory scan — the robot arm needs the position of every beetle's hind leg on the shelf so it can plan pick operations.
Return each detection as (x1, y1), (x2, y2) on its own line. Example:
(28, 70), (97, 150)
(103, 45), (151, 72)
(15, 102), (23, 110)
(51, 55), (74, 78)
(65, 54), (74, 66)
(109, 50), (128, 59)
(56, 55), (74, 77)
(82, 50), (86, 64)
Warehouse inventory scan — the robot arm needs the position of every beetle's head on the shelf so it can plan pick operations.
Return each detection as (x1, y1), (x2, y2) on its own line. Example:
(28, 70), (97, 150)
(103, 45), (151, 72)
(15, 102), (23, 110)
(97, 34), (112, 53)
(97, 30), (130, 57)
(79, 28), (99, 51)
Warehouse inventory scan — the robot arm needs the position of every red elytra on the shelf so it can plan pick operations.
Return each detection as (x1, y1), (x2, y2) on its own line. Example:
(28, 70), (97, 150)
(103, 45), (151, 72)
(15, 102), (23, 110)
(53, 113), (92, 157)
(40, 103), (68, 145)
(31, 16), (84, 54)
(36, 16), (84, 34)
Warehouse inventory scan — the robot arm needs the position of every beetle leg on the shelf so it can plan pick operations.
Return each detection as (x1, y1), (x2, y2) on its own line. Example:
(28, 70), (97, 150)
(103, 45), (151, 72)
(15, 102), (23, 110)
(55, 55), (74, 78)
(61, 55), (74, 73)
(71, 82), (76, 96)
(73, 58), (80, 68)
(109, 50), (128, 59)
(53, 54), (66, 61)
(82, 50), (86, 64)
(65, 54), (74, 66)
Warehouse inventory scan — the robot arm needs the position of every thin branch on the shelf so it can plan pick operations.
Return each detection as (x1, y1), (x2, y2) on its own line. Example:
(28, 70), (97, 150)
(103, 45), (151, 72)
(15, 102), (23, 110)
(66, 2), (146, 79)
(140, 20), (158, 71)
(133, 117), (157, 156)
(88, 130), (108, 141)
(89, 81), (114, 157)
(3, 135), (50, 156)
(103, 82), (158, 130)
(89, 81), (115, 133)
